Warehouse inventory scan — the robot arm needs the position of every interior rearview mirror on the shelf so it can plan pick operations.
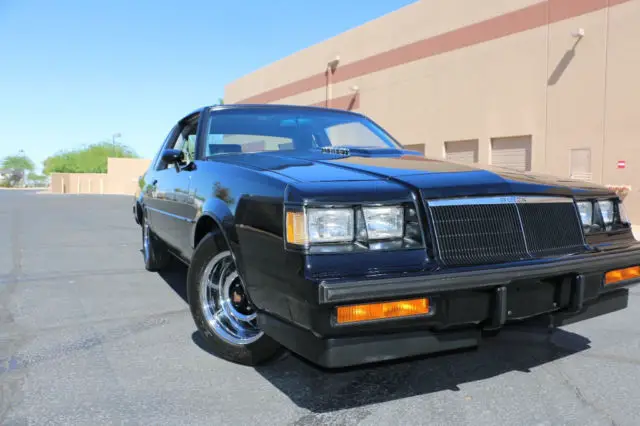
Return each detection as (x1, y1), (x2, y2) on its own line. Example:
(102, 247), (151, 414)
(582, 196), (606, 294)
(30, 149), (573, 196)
(161, 149), (184, 165)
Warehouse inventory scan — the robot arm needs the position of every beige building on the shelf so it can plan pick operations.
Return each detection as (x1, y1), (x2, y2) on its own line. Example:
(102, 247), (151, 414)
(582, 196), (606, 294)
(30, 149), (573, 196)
(50, 157), (151, 195)
(225, 0), (640, 221)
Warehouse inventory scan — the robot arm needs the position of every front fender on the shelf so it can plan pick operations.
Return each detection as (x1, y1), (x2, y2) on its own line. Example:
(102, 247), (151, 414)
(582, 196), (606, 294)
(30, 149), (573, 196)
(191, 198), (256, 295)
(191, 197), (238, 250)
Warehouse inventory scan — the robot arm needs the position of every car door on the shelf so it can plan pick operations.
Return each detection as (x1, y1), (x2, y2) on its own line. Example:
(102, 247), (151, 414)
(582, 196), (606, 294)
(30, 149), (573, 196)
(143, 124), (179, 242)
(170, 116), (201, 255)
(150, 114), (200, 252)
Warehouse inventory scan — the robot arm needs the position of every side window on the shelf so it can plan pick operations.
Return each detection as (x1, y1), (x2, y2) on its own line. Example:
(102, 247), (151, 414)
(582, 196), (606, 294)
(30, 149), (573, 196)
(174, 124), (197, 163)
(156, 116), (199, 170)
(153, 125), (178, 171)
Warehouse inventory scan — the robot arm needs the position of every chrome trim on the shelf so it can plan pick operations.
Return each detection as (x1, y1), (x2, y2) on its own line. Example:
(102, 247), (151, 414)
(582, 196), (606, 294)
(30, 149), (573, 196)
(513, 202), (530, 254)
(200, 250), (263, 346)
(146, 206), (194, 223)
(427, 194), (586, 266)
(428, 195), (573, 207)
(518, 196), (574, 204)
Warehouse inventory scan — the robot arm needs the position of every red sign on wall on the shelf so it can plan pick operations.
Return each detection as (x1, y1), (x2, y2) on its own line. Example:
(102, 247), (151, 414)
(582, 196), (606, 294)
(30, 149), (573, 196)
(617, 160), (626, 169)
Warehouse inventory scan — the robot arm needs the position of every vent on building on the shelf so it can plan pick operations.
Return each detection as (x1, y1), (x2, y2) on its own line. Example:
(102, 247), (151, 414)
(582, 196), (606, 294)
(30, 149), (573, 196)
(444, 139), (479, 164)
(570, 148), (592, 181)
(491, 135), (532, 171)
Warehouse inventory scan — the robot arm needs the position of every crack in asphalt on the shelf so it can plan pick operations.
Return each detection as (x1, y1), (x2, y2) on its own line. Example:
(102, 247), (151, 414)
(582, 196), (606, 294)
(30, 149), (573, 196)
(0, 268), (149, 286)
(7, 314), (174, 371)
(1, 310), (176, 424)
(0, 308), (188, 342)
(19, 241), (138, 250)
(550, 364), (620, 426)
(291, 407), (372, 426)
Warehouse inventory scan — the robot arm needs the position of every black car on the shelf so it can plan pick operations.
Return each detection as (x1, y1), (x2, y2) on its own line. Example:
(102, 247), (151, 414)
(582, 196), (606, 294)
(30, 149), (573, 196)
(134, 104), (640, 368)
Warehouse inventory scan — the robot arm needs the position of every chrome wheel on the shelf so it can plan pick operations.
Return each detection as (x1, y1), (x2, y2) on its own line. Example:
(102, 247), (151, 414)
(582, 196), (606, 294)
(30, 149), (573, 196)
(143, 220), (151, 262)
(199, 251), (263, 345)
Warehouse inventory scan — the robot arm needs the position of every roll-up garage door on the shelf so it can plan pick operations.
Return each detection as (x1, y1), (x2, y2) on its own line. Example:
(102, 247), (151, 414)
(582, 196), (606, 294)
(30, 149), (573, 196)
(444, 140), (478, 164)
(491, 136), (532, 171)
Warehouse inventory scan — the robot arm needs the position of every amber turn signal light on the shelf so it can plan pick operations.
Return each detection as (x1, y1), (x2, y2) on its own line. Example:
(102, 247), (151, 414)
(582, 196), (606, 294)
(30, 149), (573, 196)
(286, 211), (307, 245)
(605, 265), (640, 285)
(336, 298), (430, 324)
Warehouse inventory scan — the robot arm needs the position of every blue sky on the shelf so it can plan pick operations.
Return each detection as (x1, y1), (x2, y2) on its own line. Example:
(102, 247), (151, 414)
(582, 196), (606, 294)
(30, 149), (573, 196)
(0, 0), (415, 171)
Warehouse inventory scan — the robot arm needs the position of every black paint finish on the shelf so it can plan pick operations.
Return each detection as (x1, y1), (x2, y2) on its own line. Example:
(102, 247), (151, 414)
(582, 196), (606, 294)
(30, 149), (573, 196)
(134, 104), (640, 367)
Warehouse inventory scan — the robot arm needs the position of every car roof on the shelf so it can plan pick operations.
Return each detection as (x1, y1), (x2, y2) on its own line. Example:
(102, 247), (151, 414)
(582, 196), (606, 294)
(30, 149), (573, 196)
(208, 103), (364, 117)
(177, 103), (365, 126)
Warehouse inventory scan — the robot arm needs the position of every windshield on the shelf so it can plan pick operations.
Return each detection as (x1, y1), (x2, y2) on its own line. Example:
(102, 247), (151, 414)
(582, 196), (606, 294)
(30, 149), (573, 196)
(204, 108), (402, 157)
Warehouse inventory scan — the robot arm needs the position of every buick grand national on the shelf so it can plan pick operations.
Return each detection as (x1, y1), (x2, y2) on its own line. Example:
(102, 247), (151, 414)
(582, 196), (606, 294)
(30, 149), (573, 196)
(133, 104), (640, 368)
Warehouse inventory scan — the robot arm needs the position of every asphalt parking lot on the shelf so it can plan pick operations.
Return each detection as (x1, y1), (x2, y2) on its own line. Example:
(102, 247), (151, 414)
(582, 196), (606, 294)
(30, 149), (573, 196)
(1, 190), (640, 425)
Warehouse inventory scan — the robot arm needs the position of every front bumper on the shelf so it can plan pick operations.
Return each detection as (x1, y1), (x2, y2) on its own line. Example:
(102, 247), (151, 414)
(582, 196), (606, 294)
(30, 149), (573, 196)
(258, 246), (640, 368)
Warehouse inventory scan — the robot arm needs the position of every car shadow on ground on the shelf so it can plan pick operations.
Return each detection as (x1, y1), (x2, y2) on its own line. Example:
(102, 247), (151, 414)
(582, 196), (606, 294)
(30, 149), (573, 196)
(257, 330), (589, 413)
(158, 259), (591, 414)
(157, 258), (189, 303)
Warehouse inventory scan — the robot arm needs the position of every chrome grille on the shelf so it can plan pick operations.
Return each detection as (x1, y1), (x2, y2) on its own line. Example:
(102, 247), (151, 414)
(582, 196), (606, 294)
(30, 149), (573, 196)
(427, 196), (586, 266)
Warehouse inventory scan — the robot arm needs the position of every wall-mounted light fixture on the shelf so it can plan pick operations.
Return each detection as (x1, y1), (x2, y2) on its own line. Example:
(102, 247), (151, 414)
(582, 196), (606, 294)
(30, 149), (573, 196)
(571, 28), (585, 38)
(327, 56), (340, 72)
(349, 85), (360, 93)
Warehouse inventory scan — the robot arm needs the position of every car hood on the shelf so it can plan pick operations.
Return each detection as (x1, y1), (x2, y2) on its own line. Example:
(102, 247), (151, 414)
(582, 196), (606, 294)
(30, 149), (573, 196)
(323, 155), (610, 198)
(210, 150), (611, 198)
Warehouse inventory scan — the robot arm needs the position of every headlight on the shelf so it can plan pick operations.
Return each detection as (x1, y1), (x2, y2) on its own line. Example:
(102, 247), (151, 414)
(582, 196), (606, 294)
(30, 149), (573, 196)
(285, 203), (423, 251)
(577, 201), (593, 226)
(307, 208), (354, 243)
(597, 200), (614, 225)
(362, 206), (404, 240)
(576, 198), (630, 234)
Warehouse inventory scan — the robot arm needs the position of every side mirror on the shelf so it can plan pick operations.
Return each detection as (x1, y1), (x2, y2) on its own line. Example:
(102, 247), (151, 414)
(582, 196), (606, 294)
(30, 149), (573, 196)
(161, 149), (184, 165)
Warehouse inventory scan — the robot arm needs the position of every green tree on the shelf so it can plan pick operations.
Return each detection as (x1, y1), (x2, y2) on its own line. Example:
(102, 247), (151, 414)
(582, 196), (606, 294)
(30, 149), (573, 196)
(1, 154), (35, 172)
(218, 98), (224, 105)
(1, 154), (35, 187)
(43, 142), (139, 174)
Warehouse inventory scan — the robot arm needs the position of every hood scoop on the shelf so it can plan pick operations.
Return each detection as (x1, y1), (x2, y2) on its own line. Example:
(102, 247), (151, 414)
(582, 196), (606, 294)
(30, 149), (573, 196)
(321, 146), (352, 155)
(320, 146), (422, 158)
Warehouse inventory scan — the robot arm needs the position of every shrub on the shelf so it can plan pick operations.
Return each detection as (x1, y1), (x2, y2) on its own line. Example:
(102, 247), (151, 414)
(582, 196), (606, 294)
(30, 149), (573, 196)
(606, 185), (631, 201)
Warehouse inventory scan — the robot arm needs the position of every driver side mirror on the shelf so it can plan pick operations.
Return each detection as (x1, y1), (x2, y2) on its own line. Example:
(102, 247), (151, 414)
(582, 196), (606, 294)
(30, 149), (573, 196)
(161, 149), (184, 165)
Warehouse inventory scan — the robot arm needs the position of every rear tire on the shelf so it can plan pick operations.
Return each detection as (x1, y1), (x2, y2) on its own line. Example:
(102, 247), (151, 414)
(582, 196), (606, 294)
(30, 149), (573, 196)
(187, 232), (282, 366)
(141, 209), (170, 272)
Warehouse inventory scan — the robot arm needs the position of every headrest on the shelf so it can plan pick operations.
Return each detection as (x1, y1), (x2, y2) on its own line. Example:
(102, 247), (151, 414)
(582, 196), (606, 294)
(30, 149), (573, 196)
(208, 144), (242, 154)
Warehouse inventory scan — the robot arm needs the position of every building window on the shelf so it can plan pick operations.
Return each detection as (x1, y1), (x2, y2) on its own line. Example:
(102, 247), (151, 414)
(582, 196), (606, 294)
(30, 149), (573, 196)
(491, 135), (532, 172)
(444, 139), (479, 164)
(570, 148), (592, 181)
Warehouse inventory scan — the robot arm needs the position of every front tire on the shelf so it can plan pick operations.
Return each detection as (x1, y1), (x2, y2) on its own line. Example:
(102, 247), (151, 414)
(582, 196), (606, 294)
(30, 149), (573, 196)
(187, 232), (282, 366)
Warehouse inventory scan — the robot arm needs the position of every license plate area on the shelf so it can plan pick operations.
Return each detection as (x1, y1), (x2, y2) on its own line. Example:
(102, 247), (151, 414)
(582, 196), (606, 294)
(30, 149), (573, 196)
(506, 275), (573, 320)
